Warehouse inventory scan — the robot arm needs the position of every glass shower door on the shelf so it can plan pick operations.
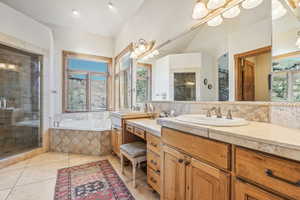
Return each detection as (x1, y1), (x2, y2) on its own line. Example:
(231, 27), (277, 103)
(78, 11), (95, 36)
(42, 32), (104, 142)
(0, 44), (42, 159)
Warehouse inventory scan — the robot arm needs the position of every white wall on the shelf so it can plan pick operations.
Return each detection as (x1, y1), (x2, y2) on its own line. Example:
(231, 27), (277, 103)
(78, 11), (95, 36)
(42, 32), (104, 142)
(50, 26), (114, 115)
(0, 2), (53, 135)
(114, 0), (195, 55)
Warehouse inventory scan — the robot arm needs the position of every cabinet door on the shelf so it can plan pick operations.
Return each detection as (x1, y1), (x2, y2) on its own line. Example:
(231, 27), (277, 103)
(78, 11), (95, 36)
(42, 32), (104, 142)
(161, 145), (187, 200)
(235, 179), (285, 200)
(111, 128), (121, 156)
(186, 158), (230, 200)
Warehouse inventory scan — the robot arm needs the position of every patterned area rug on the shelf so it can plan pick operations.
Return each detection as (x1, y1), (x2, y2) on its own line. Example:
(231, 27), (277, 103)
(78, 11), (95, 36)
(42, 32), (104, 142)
(54, 160), (135, 200)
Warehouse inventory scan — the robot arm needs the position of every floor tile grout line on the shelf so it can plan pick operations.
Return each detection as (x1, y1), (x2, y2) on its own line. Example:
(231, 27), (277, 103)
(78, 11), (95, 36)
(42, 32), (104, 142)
(4, 164), (26, 200)
(13, 177), (57, 189)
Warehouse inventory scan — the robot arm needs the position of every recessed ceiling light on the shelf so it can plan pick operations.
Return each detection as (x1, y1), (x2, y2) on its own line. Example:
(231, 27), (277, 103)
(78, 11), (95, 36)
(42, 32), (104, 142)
(108, 1), (114, 9)
(72, 9), (80, 17)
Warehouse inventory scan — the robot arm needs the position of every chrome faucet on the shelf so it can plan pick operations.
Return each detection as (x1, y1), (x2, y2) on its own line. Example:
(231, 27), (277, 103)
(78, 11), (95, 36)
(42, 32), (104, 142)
(226, 109), (233, 120)
(206, 107), (222, 118)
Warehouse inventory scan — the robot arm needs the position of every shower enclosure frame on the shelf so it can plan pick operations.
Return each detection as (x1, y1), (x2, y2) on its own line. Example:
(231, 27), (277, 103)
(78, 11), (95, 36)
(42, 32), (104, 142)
(0, 43), (44, 157)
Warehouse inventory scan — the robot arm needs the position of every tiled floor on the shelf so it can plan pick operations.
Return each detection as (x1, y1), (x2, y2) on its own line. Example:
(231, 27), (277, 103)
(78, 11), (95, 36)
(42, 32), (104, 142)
(0, 152), (160, 200)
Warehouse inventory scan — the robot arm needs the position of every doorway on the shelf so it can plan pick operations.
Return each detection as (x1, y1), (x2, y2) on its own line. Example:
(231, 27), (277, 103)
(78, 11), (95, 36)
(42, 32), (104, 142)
(235, 46), (272, 101)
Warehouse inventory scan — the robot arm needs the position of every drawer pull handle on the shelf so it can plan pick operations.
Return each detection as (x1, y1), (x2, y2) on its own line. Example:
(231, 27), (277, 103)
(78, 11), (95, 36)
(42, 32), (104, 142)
(265, 169), (300, 187)
(150, 177), (157, 183)
(150, 142), (157, 147)
(151, 160), (157, 165)
(178, 159), (184, 163)
(156, 169), (160, 174)
(184, 161), (190, 166)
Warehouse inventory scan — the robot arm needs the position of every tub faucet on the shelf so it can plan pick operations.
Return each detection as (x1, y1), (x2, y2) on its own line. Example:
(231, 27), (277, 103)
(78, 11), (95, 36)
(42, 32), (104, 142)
(206, 107), (222, 118)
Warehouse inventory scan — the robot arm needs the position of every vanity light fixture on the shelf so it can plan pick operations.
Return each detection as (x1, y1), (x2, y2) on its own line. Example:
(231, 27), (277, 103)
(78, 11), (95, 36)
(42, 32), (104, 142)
(192, 1), (209, 19)
(272, 0), (287, 20)
(130, 39), (156, 59)
(222, 5), (241, 18)
(207, 0), (226, 10)
(241, 0), (263, 9)
(207, 15), (223, 26)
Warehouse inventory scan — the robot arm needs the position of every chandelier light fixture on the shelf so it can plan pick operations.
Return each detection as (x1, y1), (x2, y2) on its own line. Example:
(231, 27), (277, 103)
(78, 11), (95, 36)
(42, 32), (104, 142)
(241, 0), (263, 9)
(192, 0), (264, 27)
(272, 0), (287, 20)
(207, 15), (223, 26)
(192, 1), (209, 19)
(207, 0), (226, 10)
(222, 5), (241, 18)
(130, 39), (156, 59)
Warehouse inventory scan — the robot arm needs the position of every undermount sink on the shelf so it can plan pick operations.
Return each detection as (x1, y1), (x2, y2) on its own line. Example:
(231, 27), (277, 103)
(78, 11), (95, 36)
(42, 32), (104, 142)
(175, 114), (249, 127)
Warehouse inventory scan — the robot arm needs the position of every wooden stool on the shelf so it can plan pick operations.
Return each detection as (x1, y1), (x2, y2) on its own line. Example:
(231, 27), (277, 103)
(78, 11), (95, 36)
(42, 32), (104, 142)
(120, 142), (147, 188)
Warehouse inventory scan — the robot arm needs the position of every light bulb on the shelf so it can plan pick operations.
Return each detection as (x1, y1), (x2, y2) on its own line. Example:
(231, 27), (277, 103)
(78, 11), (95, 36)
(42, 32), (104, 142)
(0, 63), (6, 69)
(207, 0), (226, 10)
(152, 50), (159, 56)
(7, 64), (16, 70)
(207, 15), (223, 26)
(222, 5), (240, 18)
(192, 2), (209, 19)
(242, 0), (264, 9)
(138, 44), (146, 52)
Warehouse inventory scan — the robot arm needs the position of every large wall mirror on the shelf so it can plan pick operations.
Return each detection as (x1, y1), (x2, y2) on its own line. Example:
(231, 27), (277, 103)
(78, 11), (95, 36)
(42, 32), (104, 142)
(272, 0), (300, 102)
(137, 0), (274, 102)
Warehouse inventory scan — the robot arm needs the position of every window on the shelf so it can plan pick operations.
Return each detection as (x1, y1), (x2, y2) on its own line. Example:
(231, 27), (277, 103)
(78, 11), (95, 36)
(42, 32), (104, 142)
(272, 52), (300, 102)
(63, 51), (112, 112)
(136, 63), (151, 103)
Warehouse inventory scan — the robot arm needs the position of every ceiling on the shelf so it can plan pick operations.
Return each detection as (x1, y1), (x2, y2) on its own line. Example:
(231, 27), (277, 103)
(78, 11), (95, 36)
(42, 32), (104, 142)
(0, 0), (145, 37)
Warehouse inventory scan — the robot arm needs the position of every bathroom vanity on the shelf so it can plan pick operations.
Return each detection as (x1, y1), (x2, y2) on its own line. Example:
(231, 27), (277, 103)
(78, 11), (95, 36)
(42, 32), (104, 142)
(119, 115), (300, 200)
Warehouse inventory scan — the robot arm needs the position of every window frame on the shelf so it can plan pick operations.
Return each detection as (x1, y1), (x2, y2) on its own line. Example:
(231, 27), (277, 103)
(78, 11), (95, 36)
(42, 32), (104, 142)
(62, 51), (112, 113)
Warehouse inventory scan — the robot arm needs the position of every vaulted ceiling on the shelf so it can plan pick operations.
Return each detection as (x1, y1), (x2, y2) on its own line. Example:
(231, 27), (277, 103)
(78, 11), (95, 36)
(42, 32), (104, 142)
(0, 0), (144, 37)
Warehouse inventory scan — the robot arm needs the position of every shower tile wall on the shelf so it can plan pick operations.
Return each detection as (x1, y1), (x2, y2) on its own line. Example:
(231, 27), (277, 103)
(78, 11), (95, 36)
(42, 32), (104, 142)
(0, 45), (41, 159)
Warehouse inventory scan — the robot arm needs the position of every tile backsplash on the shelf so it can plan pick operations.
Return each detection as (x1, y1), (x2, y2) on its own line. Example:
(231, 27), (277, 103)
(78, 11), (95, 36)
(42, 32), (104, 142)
(151, 101), (300, 129)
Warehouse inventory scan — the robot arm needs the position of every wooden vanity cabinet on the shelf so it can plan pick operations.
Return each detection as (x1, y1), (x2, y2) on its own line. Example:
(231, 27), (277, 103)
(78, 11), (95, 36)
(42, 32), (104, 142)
(161, 145), (187, 200)
(235, 179), (285, 200)
(186, 158), (230, 200)
(161, 141), (230, 200)
(111, 128), (122, 157)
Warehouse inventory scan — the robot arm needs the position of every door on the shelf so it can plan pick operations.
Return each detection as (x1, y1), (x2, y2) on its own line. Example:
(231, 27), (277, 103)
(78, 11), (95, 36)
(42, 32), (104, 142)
(235, 179), (285, 200)
(242, 60), (255, 101)
(161, 145), (187, 200)
(186, 158), (230, 200)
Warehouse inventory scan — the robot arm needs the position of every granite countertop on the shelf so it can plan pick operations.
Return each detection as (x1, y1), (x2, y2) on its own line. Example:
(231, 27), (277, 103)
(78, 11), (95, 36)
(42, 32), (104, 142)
(111, 111), (152, 119)
(158, 118), (300, 162)
(126, 119), (161, 137)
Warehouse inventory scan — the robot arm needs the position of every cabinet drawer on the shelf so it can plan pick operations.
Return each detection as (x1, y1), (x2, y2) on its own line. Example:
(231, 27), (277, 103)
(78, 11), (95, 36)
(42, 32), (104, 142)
(147, 150), (160, 173)
(147, 167), (160, 194)
(235, 179), (285, 200)
(147, 133), (161, 155)
(236, 147), (300, 199)
(126, 124), (134, 133)
(134, 127), (146, 139)
(162, 128), (230, 170)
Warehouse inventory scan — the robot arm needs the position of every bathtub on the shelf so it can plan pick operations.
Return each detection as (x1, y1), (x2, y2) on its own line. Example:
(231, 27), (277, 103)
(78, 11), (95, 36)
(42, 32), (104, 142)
(50, 112), (112, 156)
(56, 119), (111, 131)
